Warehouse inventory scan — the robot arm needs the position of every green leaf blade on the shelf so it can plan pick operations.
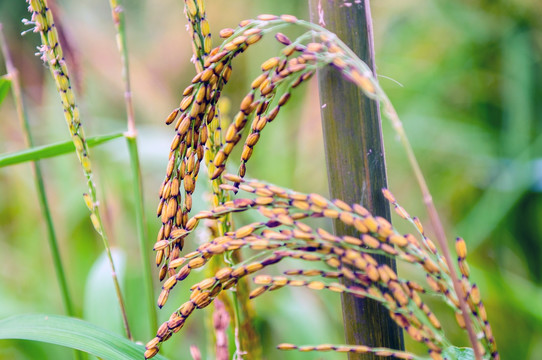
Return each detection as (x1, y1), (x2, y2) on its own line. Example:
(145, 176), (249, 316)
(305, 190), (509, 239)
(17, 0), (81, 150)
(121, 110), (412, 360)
(0, 132), (124, 168)
(0, 314), (168, 360)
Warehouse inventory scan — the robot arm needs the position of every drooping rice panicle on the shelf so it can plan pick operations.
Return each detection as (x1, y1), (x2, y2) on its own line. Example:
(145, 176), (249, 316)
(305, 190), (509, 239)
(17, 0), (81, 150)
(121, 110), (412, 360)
(167, 3), (263, 358)
(151, 7), (498, 359)
(145, 174), (497, 359)
(276, 343), (416, 359)
(184, 0), (211, 72)
(195, 20), (481, 351)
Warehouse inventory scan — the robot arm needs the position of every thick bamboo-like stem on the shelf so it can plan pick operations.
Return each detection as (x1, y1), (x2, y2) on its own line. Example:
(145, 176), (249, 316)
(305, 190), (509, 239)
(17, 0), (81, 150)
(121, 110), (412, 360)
(309, 2), (404, 358)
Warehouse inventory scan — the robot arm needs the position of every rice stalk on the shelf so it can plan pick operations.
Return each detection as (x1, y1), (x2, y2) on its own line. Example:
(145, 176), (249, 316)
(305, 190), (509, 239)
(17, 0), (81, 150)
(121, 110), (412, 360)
(1, 23), (74, 317)
(107, 0), (158, 335)
(169, 2), (261, 357)
(0, 22), (83, 360)
(25, 0), (132, 340)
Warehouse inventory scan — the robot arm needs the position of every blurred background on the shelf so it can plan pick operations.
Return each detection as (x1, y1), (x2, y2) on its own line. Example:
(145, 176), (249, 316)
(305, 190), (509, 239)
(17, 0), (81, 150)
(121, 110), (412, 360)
(0, 0), (541, 359)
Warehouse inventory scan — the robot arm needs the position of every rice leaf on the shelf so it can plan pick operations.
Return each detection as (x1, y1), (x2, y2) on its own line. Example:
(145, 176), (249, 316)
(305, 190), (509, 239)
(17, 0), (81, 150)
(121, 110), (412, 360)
(0, 314), (169, 360)
(0, 132), (124, 167)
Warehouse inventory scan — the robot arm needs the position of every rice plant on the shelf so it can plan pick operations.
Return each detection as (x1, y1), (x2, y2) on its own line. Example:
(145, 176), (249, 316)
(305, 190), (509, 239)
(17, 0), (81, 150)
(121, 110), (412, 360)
(0, 1), (501, 360)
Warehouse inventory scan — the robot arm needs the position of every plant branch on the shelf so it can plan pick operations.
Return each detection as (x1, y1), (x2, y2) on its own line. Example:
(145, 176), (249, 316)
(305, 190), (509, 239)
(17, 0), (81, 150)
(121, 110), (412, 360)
(25, 0), (132, 340)
(1, 21), (82, 360)
(108, 0), (158, 335)
(0, 23), (75, 318)
(383, 105), (483, 360)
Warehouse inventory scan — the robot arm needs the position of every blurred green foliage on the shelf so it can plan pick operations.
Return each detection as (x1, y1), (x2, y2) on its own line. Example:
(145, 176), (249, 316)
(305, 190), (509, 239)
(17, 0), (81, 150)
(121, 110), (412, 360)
(0, 0), (541, 359)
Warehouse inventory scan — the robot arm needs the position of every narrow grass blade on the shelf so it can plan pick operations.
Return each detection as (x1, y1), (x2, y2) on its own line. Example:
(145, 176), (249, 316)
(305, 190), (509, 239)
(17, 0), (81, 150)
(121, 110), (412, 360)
(0, 75), (10, 105)
(0, 314), (169, 360)
(0, 132), (124, 167)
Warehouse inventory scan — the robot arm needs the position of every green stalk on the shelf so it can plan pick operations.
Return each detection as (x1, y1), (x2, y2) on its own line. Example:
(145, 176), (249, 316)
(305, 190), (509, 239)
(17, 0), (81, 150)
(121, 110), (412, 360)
(26, 1), (132, 340)
(308, 2), (403, 358)
(0, 22), (82, 360)
(108, 0), (158, 335)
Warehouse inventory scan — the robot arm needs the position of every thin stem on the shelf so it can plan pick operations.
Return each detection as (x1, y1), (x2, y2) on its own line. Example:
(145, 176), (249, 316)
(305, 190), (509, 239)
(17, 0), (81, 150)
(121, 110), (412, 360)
(108, 0), (158, 335)
(93, 209), (133, 340)
(26, 1), (132, 340)
(109, 0), (136, 136)
(184, 0), (232, 354)
(183, 1), (261, 357)
(383, 105), (483, 360)
(1, 22), (75, 316)
(1, 22), (82, 360)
